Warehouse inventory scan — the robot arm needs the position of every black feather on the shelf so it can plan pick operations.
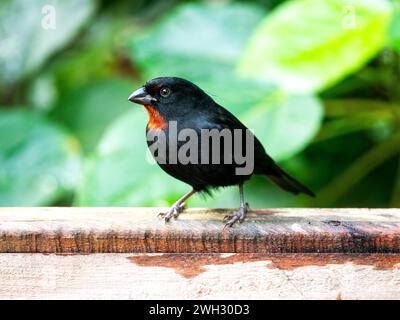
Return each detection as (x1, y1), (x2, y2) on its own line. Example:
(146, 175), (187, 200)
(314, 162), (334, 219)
(266, 165), (315, 197)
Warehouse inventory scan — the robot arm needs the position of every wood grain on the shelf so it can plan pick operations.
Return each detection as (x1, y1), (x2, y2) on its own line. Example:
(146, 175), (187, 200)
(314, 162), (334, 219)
(0, 207), (399, 253)
(1, 253), (400, 299)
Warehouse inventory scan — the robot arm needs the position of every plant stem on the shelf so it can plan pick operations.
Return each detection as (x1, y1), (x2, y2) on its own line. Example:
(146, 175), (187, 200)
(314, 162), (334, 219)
(315, 131), (400, 206)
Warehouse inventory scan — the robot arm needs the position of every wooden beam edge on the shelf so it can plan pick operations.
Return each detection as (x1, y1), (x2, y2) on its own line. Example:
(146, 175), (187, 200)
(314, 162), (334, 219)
(0, 207), (399, 253)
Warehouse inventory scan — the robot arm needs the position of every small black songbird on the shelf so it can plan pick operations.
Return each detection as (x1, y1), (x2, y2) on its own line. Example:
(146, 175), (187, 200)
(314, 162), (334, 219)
(128, 77), (314, 227)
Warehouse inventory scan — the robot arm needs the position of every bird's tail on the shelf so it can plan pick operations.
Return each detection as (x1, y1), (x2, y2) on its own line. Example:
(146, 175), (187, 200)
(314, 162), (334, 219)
(265, 165), (315, 197)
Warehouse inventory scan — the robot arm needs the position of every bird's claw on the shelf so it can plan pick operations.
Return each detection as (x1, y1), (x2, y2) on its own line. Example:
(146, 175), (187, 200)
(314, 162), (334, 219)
(157, 202), (187, 222)
(223, 205), (248, 228)
(157, 212), (165, 218)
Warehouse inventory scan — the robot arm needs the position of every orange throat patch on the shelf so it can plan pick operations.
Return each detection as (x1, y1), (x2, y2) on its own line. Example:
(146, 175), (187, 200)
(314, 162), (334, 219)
(144, 105), (167, 130)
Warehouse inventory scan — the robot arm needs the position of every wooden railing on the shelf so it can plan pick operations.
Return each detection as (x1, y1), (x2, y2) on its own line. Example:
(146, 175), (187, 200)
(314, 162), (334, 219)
(0, 207), (399, 299)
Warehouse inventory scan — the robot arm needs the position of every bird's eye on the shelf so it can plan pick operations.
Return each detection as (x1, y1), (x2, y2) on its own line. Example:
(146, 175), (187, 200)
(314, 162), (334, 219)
(160, 87), (171, 98)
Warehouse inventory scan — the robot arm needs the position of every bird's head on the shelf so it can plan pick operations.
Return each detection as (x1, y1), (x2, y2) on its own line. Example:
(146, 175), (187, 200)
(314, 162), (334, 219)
(128, 77), (212, 117)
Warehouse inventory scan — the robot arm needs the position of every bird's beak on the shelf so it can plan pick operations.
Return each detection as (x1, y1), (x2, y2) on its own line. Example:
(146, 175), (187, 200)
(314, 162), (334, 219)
(128, 87), (157, 105)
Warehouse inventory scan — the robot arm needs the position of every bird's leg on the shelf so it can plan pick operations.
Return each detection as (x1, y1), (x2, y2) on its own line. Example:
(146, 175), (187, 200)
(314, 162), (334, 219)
(223, 184), (248, 228)
(158, 188), (196, 222)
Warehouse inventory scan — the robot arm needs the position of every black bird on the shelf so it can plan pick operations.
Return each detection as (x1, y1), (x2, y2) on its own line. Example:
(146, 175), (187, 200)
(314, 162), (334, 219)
(128, 77), (314, 227)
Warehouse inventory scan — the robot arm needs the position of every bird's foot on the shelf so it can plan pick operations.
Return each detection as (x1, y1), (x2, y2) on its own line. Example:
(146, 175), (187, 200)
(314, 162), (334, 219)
(223, 203), (249, 228)
(157, 202), (187, 222)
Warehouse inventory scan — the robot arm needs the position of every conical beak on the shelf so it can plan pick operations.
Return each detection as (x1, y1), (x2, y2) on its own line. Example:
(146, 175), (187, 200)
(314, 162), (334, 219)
(128, 87), (157, 105)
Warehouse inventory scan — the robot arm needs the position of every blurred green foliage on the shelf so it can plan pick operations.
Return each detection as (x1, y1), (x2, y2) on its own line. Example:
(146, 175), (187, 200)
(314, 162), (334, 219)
(0, 0), (399, 208)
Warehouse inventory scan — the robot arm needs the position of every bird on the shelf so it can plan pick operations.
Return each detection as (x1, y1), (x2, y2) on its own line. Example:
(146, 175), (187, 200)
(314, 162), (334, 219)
(128, 77), (315, 227)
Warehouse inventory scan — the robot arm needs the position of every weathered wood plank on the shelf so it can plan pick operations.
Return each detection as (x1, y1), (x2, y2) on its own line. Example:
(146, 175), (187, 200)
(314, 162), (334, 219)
(0, 207), (399, 253)
(0, 253), (400, 299)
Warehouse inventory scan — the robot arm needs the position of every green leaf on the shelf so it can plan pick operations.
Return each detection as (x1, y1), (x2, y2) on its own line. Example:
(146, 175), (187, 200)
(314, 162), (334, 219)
(53, 78), (135, 153)
(0, 0), (96, 84)
(0, 110), (81, 206)
(127, 2), (270, 113)
(238, 0), (393, 93)
(242, 92), (323, 160)
(76, 109), (188, 206)
(29, 72), (58, 112)
(129, 2), (266, 68)
(389, 4), (400, 52)
(50, 12), (134, 92)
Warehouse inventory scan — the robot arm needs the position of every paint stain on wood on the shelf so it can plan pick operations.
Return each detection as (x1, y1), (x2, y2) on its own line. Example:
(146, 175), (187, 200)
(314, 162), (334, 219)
(128, 253), (400, 279)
